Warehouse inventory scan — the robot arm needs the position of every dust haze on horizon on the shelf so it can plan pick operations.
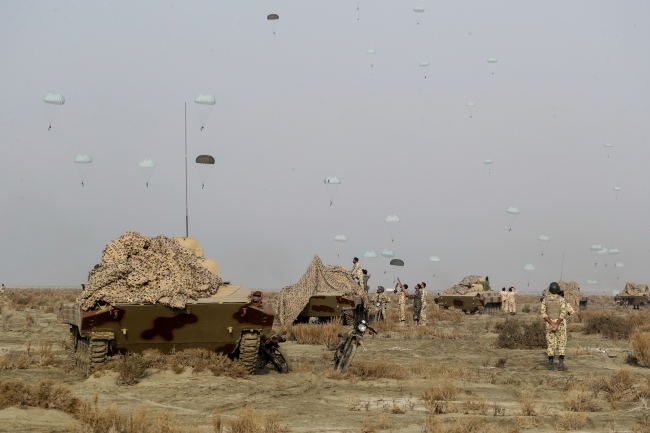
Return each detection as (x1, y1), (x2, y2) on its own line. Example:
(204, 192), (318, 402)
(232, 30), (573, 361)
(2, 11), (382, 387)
(1, 1), (649, 294)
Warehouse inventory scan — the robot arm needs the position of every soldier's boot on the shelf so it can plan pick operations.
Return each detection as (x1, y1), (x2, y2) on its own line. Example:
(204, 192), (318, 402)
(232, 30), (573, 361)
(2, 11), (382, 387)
(548, 356), (554, 371)
(558, 355), (565, 371)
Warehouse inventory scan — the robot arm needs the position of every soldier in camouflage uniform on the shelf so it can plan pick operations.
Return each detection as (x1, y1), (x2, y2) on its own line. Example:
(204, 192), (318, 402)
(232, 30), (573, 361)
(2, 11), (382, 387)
(396, 282), (408, 323)
(540, 282), (574, 371)
(350, 257), (364, 289)
(420, 282), (428, 326)
(507, 287), (517, 315)
(411, 284), (423, 325)
(372, 287), (390, 320)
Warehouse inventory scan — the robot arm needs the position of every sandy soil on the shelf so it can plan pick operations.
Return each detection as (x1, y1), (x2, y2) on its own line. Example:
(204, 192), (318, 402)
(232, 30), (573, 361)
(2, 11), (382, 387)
(0, 293), (647, 432)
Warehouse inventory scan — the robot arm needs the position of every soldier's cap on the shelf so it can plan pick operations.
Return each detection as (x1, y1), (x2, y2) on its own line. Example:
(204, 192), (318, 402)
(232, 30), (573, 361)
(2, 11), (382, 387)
(502, 287), (506, 291)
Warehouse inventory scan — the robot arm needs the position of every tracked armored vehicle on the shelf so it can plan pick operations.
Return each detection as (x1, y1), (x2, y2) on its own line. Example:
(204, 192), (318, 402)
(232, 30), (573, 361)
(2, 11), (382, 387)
(614, 282), (649, 309)
(63, 235), (285, 375)
(294, 293), (363, 324)
(433, 289), (502, 314)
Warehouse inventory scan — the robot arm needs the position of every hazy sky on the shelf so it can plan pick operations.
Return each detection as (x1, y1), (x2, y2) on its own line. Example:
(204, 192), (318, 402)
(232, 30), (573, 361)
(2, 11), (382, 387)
(1, 1), (649, 293)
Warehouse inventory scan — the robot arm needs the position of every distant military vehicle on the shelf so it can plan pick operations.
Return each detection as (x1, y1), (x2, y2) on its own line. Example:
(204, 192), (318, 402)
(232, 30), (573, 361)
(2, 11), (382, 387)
(294, 293), (364, 324)
(433, 290), (502, 314)
(615, 293), (649, 309)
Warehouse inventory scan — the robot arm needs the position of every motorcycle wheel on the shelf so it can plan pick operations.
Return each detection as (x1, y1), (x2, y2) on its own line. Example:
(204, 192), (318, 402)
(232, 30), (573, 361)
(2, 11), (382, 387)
(335, 341), (357, 373)
(269, 347), (291, 374)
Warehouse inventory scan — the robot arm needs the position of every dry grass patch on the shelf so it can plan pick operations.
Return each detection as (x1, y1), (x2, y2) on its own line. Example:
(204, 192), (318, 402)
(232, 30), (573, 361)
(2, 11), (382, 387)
(424, 416), (497, 433)
(224, 406), (287, 433)
(632, 331), (650, 367)
(563, 390), (599, 412)
(516, 388), (536, 416)
(494, 319), (546, 350)
(346, 358), (407, 380)
(288, 319), (342, 347)
(555, 412), (587, 431)
(421, 379), (461, 414)
(463, 396), (489, 415)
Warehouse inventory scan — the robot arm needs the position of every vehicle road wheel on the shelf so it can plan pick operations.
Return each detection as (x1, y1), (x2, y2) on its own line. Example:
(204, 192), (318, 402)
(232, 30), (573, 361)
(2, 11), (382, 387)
(336, 341), (357, 373)
(238, 330), (261, 374)
(74, 337), (108, 375)
(269, 347), (291, 373)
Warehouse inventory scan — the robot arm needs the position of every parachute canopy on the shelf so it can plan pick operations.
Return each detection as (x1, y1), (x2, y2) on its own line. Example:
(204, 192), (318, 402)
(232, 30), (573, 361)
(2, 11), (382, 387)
(484, 159), (493, 165)
(384, 215), (400, 223)
(487, 57), (498, 63)
(615, 262), (624, 268)
(586, 280), (597, 285)
(614, 187), (621, 191)
(467, 102), (476, 107)
(609, 249), (619, 255)
(381, 249), (395, 258)
(362, 250), (378, 258)
(597, 248), (609, 255)
(74, 154), (92, 164)
(538, 235), (550, 242)
(590, 244), (603, 251)
(139, 158), (156, 169)
(413, 6), (425, 12)
(390, 259), (404, 266)
(419, 61), (430, 67)
(194, 94), (216, 105)
(334, 235), (347, 242)
(324, 176), (341, 184)
(44, 93), (65, 105)
(506, 206), (520, 215)
(604, 143), (613, 148)
(429, 256), (440, 262)
(524, 264), (535, 271)
(366, 48), (376, 55)
(196, 155), (215, 164)
(267, 14), (279, 20)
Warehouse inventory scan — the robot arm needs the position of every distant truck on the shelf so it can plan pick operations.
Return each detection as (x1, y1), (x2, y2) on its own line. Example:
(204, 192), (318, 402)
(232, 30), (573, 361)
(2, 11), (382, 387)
(63, 285), (277, 375)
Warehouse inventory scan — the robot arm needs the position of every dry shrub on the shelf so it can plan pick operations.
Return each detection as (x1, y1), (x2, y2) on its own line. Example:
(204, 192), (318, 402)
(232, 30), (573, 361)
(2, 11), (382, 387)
(601, 368), (636, 405)
(38, 340), (54, 366)
(362, 416), (378, 433)
(463, 396), (488, 415)
(428, 307), (464, 323)
(631, 331), (650, 367)
(224, 406), (287, 433)
(1, 307), (14, 331)
(0, 379), (81, 413)
(516, 388), (536, 416)
(582, 311), (630, 339)
(421, 380), (461, 414)
(555, 412), (586, 430)
(494, 357), (507, 368)
(116, 354), (147, 385)
(346, 358), (407, 380)
(16, 352), (30, 369)
(494, 319), (546, 349)
(521, 304), (531, 313)
(288, 319), (342, 347)
(378, 414), (394, 430)
(411, 358), (432, 377)
(141, 348), (168, 369)
(566, 323), (584, 333)
(262, 412), (287, 433)
(563, 390), (599, 412)
(73, 402), (125, 433)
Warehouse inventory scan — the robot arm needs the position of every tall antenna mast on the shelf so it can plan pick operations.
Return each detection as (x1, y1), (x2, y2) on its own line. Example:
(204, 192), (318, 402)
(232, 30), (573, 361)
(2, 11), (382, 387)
(559, 251), (565, 281)
(185, 102), (189, 237)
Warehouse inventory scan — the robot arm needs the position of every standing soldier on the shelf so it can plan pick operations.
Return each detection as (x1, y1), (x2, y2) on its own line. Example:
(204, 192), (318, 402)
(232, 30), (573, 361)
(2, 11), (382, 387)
(507, 287), (518, 315)
(420, 282), (428, 326)
(411, 284), (423, 326)
(350, 257), (363, 289)
(541, 282), (573, 371)
(372, 286), (390, 320)
(395, 279), (408, 324)
(362, 269), (370, 292)
(501, 288), (508, 312)
(481, 276), (491, 291)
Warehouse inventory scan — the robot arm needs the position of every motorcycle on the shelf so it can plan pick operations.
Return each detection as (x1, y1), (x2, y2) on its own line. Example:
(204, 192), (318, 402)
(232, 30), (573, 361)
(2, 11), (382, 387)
(373, 299), (386, 321)
(333, 319), (377, 372)
(258, 332), (291, 373)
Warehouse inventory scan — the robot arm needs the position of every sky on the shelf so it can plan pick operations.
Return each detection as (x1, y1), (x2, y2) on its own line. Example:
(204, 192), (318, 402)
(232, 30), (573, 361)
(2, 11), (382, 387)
(1, 1), (649, 293)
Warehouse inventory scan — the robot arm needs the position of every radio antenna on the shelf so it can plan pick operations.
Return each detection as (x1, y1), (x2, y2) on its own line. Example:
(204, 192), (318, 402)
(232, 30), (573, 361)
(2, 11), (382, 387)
(559, 251), (565, 281)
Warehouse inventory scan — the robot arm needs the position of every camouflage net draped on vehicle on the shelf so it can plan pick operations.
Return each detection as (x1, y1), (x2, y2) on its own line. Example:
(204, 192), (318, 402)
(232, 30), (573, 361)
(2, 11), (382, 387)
(542, 280), (583, 311)
(76, 231), (222, 311)
(620, 282), (649, 296)
(443, 275), (484, 295)
(276, 255), (369, 325)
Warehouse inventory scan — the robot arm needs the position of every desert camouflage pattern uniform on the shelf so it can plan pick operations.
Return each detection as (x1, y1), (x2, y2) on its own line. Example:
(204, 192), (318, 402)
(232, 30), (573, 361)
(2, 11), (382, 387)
(420, 290), (428, 325)
(350, 262), (363, 289)
(372, 292), (390, 319)
(501, 291), (509, 312)
(412, 289), (423, 323)
(506, 290), (517, 313)
(540, 293), (571, 356)
(398, 289), (407, 322)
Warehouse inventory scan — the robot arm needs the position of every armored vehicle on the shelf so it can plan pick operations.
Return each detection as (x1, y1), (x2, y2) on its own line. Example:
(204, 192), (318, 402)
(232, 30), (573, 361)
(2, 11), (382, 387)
(433, 290), (502, 314)
(63, 284), (276, 374)
(294, 293), (363, 324)
(615, 294), (649, 309)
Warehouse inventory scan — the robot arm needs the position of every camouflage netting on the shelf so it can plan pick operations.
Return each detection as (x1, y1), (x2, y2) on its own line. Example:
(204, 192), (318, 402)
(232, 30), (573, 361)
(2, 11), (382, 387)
(277, 255), (369, 325)
(542, 280), (582, 311)
(620, 282), (649, 296)
(443, 275), (484, 295)
(76, 231), (222, 311)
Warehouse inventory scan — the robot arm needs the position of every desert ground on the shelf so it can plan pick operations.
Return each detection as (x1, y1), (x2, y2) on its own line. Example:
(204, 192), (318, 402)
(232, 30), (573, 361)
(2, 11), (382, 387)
(1, 288), (649, 433)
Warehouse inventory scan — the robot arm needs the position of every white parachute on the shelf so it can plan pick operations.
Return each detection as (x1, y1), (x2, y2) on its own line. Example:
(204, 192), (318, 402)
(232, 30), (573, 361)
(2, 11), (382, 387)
(538, 235), (550, 256)
(334, 235), (347, 242)
(487, 58), (497, 75)
(44, 93), (65, 130)
(362, 250), (378, 258)
(381, 249), (395, 258)
(419, 61), (430, 79)
(586, 280), (598, 285)
(615, 262), (624, 267)
(506, 207), (520, 231)
(467, 102), (476, 118)
(384, 215), (400, 242)
(523, 263), (535, 286)
(613, 186), (621, 199)
(429, 255), (440, 277)
(366, 48), (376, 72)
(604, 142), (613, 158)
(139, 158), (156, 187)
(609, 249), (619, 255)
(73, 154), (92, 187)
(484, 158), (492, 174)
(413, 6), (424, 24)
(323, 176), (341, 206)
(194, 94), (216, 131)
(590, 244), (603, 266)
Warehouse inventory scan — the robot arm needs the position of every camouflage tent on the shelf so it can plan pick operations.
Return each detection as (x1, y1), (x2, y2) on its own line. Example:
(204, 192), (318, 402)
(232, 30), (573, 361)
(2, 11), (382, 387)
(76, 231), (222, 311)
(277, 255), (368, 325)
(620, 282), (649, 296)
(443, 275), (484, 295)
(542, 280), (582, 311)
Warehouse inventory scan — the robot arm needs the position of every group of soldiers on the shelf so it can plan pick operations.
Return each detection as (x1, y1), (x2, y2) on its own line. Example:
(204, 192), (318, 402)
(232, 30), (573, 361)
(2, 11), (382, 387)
(501, 286), (518, 315)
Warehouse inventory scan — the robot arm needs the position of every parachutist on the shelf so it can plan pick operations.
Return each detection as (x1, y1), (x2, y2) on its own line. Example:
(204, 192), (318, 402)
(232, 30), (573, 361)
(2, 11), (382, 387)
(273, 31), (275, 35)
(146, 182), (149, 187)
(81, 182), (84, 187)
(202, 184), (205, 189)
(200, 126), (204, 132)
(330, 201), (332, 206)
(48, 126), (51, 131)
(509, 228), (511, 232)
